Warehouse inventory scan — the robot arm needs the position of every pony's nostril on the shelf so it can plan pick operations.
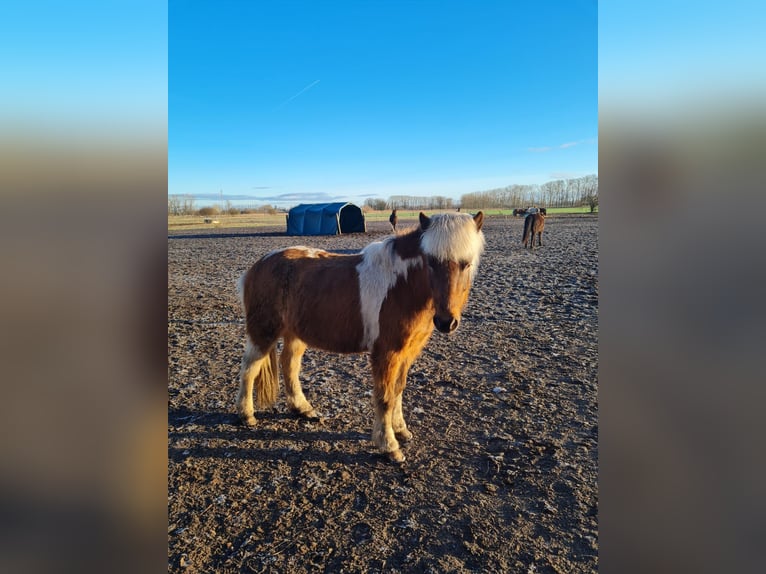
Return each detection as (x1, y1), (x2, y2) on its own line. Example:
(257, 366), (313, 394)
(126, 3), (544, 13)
(434, 316), (459, 333)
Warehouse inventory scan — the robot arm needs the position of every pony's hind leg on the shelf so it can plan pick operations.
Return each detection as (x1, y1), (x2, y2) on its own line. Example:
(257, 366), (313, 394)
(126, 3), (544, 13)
(236, 338), (266, 426)
(281, 335), (318, 419)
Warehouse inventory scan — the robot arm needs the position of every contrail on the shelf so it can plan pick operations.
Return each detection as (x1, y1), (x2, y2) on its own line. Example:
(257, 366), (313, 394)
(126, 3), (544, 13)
(273, 79), (321, 111)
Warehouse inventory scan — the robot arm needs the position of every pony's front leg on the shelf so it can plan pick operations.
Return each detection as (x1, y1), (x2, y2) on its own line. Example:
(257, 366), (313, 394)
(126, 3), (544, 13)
(371, 354), (407, 462)
(281, 335), (318, 419)
(393, 392), (413, 442)
(392, 362), (413, 442)
(371, 391), (403, 463)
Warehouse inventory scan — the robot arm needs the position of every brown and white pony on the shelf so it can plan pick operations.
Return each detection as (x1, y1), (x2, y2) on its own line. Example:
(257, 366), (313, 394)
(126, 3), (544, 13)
(236, 211), (485, 463)
(522, 212), (545, 249)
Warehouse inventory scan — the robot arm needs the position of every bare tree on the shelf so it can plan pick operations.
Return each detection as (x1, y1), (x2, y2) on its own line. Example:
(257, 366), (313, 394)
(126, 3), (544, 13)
(364, 198), (387, 211)
(168, 194), (196, 215)
(586, 193), (598, 212)
(168, 195), (181, 215)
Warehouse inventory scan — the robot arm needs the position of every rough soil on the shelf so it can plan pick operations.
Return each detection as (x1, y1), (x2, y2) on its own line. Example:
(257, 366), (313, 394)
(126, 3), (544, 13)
(168, 214), (598, 573)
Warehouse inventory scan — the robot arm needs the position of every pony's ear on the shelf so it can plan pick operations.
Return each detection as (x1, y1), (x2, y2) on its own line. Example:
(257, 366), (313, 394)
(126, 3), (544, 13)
(419, 212), (431, 230)
(473, 211), (484, 231)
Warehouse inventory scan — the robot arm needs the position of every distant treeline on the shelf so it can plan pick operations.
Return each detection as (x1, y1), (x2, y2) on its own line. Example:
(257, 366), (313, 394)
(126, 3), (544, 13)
(168, 195), (281, 215)
(364, 195), (456, 211)
(459, 174), (598, 209)
(364, 174), (598, 211)
(172, 174), (598, 215)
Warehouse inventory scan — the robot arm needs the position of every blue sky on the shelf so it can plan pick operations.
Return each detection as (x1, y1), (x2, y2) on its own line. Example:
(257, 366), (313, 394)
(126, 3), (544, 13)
(1, 1), (166, 133)
(2, 0), (762, 210)
(172, 1), (598, 207)
(599, 0), (766, 112)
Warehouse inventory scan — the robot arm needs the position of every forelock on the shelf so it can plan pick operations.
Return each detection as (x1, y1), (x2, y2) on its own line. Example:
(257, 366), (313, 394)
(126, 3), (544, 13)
(420, 213), (485, 263)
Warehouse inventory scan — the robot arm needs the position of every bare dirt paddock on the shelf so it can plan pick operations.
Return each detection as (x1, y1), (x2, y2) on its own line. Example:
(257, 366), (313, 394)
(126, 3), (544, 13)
(168, 214), (598, 573)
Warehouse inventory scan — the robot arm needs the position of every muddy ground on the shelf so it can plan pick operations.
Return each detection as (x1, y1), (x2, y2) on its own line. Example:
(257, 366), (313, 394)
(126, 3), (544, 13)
(168, 214), (598, 573)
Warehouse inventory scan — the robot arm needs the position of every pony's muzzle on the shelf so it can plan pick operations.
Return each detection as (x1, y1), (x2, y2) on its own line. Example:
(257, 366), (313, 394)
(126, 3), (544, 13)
(434, 315), (459, 333)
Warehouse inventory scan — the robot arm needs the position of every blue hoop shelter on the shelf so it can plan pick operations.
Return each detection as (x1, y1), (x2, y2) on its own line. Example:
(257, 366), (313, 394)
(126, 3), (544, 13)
(285, 202), (366, 235)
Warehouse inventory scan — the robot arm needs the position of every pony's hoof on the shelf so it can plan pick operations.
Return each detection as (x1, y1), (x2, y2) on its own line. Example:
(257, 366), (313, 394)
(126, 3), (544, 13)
(395, 429), (413, 442)
(240, 415), (256, 427)
(295, 407), (320, 420)
(386, 449), (405, 464)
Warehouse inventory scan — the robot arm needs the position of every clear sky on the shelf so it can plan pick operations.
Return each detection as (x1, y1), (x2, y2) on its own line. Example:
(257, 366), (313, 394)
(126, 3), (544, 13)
(170, 1), (597, 207)
(1, 1), (166, 133)
(599, 0), (765, 113)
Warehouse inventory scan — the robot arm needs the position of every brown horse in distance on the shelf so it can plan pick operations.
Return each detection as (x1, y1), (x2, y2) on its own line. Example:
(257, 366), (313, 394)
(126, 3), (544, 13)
(522, 212), (545, 249)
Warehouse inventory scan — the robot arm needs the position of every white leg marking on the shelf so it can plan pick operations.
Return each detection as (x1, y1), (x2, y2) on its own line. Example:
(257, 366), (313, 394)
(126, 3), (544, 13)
(236, 337), (264, 425)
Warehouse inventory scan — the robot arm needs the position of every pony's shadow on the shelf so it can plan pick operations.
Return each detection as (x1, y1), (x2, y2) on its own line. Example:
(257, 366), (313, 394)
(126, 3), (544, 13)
(168, 406), (380, 466)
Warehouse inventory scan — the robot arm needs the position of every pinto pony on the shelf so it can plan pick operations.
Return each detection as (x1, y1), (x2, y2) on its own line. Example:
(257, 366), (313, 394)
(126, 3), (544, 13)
(236, 211), (485, 462)
(522, 212), (545, 249)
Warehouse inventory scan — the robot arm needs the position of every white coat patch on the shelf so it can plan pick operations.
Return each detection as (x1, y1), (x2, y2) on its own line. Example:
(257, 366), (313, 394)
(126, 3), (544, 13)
(356, 238), (422, 349)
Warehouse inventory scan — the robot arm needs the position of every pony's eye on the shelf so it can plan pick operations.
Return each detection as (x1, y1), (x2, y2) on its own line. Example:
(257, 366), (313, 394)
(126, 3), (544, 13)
(459, 261), (471, 271)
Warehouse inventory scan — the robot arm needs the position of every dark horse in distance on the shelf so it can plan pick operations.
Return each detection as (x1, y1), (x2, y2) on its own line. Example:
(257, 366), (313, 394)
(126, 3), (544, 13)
(522, 212), (545, 249)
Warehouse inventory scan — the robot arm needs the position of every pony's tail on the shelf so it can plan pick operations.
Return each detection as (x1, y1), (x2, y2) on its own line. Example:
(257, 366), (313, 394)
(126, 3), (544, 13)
(255, 346), (280, 409)
(522, 217), (531, 245)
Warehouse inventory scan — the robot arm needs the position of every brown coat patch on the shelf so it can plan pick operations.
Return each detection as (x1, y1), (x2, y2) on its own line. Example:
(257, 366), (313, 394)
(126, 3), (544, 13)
(242, 250), (366, 354)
